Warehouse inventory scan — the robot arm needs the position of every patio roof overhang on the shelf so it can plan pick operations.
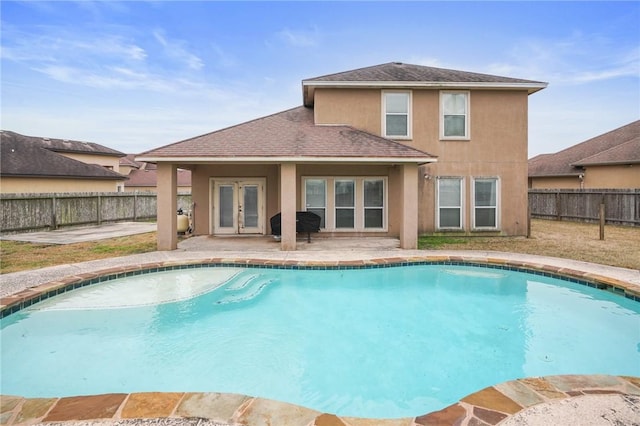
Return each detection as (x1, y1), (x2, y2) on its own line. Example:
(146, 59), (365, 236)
(135, 156), (437, 165)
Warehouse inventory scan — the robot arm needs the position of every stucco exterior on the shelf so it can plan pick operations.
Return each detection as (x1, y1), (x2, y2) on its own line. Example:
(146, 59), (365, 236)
(138, 62), (545, 250)
(529, 165), (640, 190)
(314, 88), (530, 236)
(0, 177), (123, 194)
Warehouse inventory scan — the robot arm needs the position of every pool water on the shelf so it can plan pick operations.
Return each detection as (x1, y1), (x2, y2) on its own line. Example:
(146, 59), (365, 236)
(2, 265), (639, 418)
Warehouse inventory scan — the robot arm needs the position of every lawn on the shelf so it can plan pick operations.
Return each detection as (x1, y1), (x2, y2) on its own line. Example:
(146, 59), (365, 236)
(1, 219), (638, 274)
(419, 219), (640, 270)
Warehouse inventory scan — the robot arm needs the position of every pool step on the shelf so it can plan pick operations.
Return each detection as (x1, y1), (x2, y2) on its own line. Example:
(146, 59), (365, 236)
(214, 273), (274, 305)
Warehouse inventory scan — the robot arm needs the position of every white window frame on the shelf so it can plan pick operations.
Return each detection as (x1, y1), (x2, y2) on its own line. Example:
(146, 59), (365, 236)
(363, 178), (386, 230)
(382, 90), (412, 139)
(436, 177), (464, 230)
(303, 178), (327, 228)
(440, 91), (470, 140)
(472, 177), (500, 230)
(303, 176), (387, 232)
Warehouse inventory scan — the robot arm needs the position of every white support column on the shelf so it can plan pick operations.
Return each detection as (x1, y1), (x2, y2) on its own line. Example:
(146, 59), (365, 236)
(157, 163), (178, 251)
(280, 163), (297, 251)
(400, 163), (419, 249)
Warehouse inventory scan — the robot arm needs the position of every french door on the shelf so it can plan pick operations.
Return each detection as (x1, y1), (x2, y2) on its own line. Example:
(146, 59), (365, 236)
(212, 179), (264, 234)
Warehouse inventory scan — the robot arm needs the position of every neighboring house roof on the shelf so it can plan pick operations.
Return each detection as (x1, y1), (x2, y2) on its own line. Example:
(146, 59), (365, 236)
(126, 167), (191, 188)
(120, 154), (141, 169)
(302, 62), (548, 105)
(529, 120), (640, 177)
(36, 134), (125, 157)
(0, 130), (126, 180)
(138, 106), (436, 164)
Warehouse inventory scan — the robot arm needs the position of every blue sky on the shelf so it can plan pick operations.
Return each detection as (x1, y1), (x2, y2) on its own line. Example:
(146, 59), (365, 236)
(1, 1), (638, 158)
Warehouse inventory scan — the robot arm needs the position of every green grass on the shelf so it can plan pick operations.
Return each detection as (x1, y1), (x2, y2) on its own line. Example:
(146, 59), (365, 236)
(418, 235), (468, 249)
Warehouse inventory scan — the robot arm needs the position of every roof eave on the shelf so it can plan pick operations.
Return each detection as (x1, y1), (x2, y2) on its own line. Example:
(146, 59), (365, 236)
(136, 156), (438, 165)
(302, 80), (548, 106)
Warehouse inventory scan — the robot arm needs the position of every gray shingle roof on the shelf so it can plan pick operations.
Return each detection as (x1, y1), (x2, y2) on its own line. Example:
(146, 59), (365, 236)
(302, 62), (547, 105)
(305, 62), (545, 84)
(528, 120), (640, 177)
(138, 106), (436, 163)
(0, 131), (126, 180)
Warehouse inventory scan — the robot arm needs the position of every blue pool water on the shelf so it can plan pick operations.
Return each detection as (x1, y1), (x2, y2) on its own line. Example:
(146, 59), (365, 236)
(1, 265), (639, 418)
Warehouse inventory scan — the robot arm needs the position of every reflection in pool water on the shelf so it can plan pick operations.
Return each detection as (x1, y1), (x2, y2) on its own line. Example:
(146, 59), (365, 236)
(2, 265), (639, 418)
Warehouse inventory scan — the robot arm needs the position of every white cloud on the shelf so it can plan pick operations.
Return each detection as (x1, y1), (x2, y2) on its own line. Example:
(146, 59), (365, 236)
(484, 32), (640, 85)
(153, 29), (204, 71)
(277, 27), (320, 47)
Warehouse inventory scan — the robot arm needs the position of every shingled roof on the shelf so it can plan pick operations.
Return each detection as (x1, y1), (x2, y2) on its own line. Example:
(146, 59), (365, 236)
(0, 131), (126, 180)
(528, 120), (640, 177)
(302, 62), (547, 105)
(138, 106), (436, 164)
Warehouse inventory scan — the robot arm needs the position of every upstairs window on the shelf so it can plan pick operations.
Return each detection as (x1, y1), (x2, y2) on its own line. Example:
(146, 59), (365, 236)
(441, 91), (469, 139)
(383, 91), (411, 138)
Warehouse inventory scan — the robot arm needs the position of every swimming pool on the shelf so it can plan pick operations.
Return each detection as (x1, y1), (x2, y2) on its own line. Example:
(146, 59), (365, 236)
(2, 264), (639, 418)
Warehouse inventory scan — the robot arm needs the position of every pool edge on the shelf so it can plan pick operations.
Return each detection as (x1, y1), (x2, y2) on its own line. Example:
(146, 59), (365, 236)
(2, 375), (640, 425)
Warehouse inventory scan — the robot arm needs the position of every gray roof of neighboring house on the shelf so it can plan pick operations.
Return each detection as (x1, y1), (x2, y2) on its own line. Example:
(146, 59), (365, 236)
(138, 106), (436, 163)
(528, 120), (640, 177)
(125, 166), (191, 188)
(0, 130), (127, 180)
(302, 62), (547, 105)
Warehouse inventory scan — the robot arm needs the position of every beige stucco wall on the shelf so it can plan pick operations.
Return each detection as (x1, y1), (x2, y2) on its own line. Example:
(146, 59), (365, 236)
(583, 165), (639, 188)
(314, 88), (531, 236)
(0, 178), (122, 194)
(58, 153), (122, 171)
(187, 162), (408, 237)
(529, 165), (639, 190)
(529, 176), (581, 189)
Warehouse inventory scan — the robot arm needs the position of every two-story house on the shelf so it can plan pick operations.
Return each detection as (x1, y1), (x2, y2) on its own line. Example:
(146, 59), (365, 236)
(138, 62), (547, 250)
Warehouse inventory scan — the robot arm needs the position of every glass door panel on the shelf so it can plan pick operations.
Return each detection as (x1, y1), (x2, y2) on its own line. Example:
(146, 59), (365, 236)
(240, 184), (260, 233)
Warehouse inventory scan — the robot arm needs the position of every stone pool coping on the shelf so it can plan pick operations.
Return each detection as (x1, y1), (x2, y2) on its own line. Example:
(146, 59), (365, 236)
(2, 254), (640, 425)
(2, 255), (639, 317)
(2, 375), (640, 425)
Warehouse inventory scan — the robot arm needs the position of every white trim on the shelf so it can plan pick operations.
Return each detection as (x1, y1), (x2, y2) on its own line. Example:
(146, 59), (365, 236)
(302, 80), (548, 92)
(303, 176), (388, 232)
(137, 156), (437, 164)
(471, 177), (500, 230)
(382, 90), (412, 140)
(210, 178), (266, 235)
(440, 90), (470, 140)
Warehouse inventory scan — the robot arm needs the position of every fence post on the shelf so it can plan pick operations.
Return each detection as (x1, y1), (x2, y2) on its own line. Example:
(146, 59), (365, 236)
(527, 203), (531, 238)
(97, 194), (102, 225)
(133, 192), (138, 222)
(51, 194), (58, 230)
(599, 203), (605, 240)
(555, 191), (562, 221)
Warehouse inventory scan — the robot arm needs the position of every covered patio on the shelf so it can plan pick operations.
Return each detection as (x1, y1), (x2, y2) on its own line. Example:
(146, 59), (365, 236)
(138, 107), (436, 252)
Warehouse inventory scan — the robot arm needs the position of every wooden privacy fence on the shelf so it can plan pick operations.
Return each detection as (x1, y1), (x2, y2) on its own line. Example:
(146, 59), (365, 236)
(528, 189), (640, 226)
(1, 192), (192, 234)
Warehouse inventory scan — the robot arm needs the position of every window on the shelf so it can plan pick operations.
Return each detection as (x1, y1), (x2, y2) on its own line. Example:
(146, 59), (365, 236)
(437, 177), (463, 229)
(304, 177), (386, 231)
(473, 178), (499, 229)
(364, 179), (384, 228)
(441, 91), (469, 139)
(383, 91), (411, 138)
(335, 180), (355, 228)
(304, 179), (326, 228)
